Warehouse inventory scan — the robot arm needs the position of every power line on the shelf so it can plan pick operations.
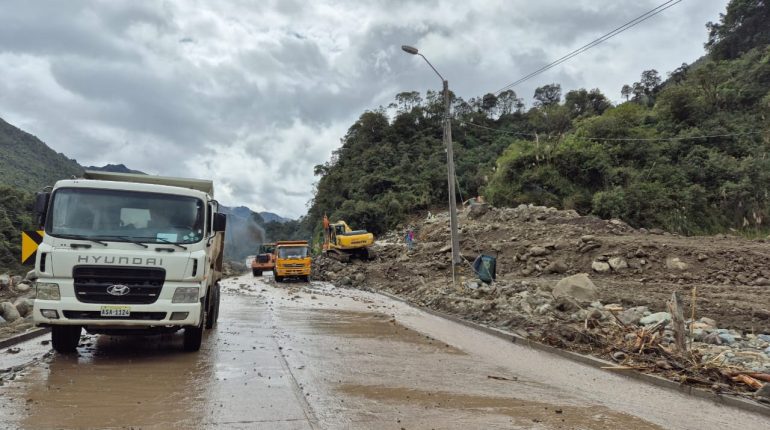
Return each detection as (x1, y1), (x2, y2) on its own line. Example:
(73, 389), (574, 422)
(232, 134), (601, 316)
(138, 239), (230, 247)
(457, 119), (765, 142)
(494, 0), (682, 95)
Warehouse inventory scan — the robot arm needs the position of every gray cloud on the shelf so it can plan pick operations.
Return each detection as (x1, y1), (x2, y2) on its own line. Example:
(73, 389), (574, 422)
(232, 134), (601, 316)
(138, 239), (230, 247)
(0, 0), (729, 217)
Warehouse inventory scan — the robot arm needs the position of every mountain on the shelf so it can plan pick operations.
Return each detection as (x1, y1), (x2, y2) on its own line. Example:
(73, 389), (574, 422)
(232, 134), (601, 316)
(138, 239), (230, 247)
(0, 117), (84, 192)
(86, 164), (145, 174)
(260, 212), (289, 223)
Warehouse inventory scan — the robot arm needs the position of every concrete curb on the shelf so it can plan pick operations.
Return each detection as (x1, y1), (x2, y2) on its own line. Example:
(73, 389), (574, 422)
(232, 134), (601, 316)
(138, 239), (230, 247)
(0, 328), (50, 350)
(374, 289), (770, 418)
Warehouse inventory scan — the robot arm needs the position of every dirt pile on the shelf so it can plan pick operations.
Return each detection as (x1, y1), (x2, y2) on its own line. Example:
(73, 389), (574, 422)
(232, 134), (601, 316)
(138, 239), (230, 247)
(313, 204), (770, 400)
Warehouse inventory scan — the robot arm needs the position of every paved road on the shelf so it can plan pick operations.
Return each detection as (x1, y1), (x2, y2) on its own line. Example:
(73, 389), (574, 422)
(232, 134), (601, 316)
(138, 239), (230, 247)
(1, 276), (768, 429)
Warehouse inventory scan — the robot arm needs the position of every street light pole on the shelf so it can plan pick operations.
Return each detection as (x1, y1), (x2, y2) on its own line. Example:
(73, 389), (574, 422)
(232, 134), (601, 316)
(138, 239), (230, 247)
(402, 45), (462, 269)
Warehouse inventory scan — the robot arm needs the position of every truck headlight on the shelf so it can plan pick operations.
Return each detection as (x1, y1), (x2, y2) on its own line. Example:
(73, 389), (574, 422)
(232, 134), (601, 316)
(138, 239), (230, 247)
(36, 282), (61, 300)
(172, 287), (199, 303)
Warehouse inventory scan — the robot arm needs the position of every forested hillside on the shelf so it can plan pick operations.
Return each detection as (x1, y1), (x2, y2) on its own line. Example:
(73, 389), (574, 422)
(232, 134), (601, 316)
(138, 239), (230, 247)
(307, 0), (770, 236)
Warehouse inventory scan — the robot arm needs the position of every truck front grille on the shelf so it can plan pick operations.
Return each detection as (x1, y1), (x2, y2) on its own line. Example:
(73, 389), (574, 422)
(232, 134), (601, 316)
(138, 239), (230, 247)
(73, 266), (166, 304)
(63, 311), (167, 320)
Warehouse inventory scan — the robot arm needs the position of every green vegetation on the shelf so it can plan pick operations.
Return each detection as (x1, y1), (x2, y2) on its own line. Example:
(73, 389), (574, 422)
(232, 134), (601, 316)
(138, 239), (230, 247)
(0, 186), (35, 273)
(308, 0), (770, 236)
(0, 117), (84, 193)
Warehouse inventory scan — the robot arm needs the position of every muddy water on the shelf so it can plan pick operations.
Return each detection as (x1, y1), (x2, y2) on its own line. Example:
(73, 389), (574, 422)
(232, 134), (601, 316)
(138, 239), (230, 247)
(0, 277), (767, 429)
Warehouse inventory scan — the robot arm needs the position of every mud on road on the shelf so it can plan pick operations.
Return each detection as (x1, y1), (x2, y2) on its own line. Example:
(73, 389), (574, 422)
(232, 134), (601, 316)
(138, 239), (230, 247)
(1, 275), (768, 429)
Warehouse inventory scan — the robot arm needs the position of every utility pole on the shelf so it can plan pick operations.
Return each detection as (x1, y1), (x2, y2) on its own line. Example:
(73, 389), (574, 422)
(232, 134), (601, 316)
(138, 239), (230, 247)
(402, 45), (462, 271)
(442, 79), (462, 268)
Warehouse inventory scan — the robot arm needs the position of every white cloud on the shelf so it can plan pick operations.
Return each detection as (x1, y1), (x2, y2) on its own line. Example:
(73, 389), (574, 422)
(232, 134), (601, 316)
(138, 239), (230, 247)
(0, 0), (730, 218)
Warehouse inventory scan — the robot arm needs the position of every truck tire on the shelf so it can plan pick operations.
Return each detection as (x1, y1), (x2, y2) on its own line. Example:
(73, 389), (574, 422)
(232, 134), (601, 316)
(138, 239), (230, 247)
(184, 301), (206, 352)
(253, 269), (261, 276)
(302, 276), (310, 283)
(51, 325), (81, 353)
(275, 275), (283, 283)
(205, 283), (220, 329)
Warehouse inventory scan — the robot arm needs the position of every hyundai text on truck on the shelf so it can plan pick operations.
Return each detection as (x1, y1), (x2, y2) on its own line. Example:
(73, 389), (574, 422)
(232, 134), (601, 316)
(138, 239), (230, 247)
(31, 171), (227, 352)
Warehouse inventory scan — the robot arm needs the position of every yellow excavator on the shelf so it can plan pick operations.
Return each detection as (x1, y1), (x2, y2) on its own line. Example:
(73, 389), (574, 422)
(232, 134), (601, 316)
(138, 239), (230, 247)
(322, 215), (375, 262)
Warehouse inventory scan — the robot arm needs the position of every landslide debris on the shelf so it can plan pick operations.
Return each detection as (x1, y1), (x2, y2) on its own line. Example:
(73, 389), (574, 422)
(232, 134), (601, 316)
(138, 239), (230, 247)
(313, 204), (770, 400)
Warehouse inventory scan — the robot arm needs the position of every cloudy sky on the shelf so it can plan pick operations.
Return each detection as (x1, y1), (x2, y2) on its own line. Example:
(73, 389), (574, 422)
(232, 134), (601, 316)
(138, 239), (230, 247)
(0, 0), (728, 218)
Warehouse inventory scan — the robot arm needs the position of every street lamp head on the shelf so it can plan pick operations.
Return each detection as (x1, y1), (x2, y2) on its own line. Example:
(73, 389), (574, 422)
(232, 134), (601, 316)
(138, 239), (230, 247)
(401, 45), (419, 55)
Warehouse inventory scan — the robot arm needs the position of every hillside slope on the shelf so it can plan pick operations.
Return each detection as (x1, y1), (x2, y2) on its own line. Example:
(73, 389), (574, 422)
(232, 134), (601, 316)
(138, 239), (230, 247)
(0, 117), (84, 192)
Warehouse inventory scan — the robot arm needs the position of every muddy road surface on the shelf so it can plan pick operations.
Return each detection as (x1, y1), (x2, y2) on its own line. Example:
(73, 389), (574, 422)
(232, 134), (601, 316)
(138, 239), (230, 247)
(1, 275), (768, 429)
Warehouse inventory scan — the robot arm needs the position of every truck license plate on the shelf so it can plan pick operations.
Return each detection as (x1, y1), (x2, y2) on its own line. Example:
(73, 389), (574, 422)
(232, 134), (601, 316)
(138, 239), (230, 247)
(100, 306), (130, 317)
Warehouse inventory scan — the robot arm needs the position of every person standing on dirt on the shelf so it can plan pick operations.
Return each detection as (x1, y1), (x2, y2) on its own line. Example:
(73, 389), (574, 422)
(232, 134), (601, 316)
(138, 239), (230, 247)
(405, 228), (414, 251)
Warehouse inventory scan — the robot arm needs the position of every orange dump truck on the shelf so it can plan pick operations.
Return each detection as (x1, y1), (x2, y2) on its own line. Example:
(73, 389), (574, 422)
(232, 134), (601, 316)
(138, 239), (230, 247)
(273, 240), (311, 283)
(251, 243), (275, 276)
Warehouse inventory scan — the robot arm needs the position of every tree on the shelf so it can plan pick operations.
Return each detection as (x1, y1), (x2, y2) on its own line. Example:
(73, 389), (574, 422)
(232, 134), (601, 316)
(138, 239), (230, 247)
(668, 63), (690, 85)
(565, 88), (611, 118)
(640, 70), (662, 96)
(706, 0), (770, 60)
(621, 84), (632, 101)
(481, 93), (499, 115)
(497, 90), (523, 115)
(533, 84), (562, 107)
(392, 91), (422, 113)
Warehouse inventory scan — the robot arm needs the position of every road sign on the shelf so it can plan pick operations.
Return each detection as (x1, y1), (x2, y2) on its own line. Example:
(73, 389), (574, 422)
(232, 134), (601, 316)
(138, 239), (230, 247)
(21, 230), (44, 264)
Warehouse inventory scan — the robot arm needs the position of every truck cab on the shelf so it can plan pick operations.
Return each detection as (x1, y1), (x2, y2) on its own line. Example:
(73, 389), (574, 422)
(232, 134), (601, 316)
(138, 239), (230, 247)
(273, 241), (311, 283)
(31, 171), (226, 353)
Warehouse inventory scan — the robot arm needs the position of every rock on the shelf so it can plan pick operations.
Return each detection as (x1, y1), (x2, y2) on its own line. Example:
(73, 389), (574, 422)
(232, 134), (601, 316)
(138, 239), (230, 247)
(699, 317), (717, 328)
(756, 383), (770, 402)
(758, 334), (770, 343)
(618, 306), (649, 325)
(665, 257), (688, 271)
(544, 260), (568, 274)
(340, 276), (352, 286)
(754, 277), (770, 286)
(608, 257), (628, 271)
(591, 261), (610, 273)
(703, 332), (722, 345)
(13, 282), (31, 293)
(0, 315), (6, 326)
(697, 253), (709, 262)
(464, 281), (480, 290)
(13, 298), (33, 318)
(580, 235), (595, 243)
(11, 275), (22, 287)
(553, 295), (580, 312)
(0, 302), (21, 322)
(467, 203), (490, 219)
(528, 246), (549, 257)
(634, 249), (648, 258)
(552, 273), (598, 304)
(354, 273), (365, 283)
(650, 228), (664, 235)
(718, 333), (736, 345)
(639, 312), (671, 326)
(0, 274), (10, 288)
(579, 242), (601, 253)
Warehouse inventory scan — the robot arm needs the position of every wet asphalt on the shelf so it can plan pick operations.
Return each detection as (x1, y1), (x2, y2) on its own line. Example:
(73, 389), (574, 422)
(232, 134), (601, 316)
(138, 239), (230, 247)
(0, 275), (769, 429)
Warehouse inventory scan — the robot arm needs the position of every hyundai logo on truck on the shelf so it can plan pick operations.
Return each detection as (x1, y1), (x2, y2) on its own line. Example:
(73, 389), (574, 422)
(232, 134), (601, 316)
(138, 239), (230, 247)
(106, 284), (131, 296)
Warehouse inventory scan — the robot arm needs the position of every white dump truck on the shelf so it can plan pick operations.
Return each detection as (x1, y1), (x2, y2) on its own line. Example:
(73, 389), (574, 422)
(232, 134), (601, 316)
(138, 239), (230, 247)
(31, 171), (226, 352)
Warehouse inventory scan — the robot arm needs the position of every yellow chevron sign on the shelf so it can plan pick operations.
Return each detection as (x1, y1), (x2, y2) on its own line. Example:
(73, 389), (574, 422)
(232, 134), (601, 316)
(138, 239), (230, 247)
(21, 230), (44, 264)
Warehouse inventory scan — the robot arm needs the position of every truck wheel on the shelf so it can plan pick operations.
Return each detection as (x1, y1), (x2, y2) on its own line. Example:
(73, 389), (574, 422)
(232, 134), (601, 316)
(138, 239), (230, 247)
(275, 275), (283, 283)
(51, 325), (81, 353)
(253, 269), (261, 276)
(205, 283), (220, 329)
(184, 302), (206, 352)
(303, 276), (310, 283)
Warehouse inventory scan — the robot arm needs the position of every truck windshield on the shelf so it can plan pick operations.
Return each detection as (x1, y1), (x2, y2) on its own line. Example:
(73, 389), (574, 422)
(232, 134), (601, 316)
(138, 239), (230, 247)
(47, 188), (205, 244)
(278, 246), (308, 259)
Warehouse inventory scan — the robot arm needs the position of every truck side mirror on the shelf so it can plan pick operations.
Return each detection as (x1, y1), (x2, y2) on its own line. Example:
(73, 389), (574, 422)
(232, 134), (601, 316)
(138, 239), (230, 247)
(33, 192), (50, 227)
(213, 213), (227, 232)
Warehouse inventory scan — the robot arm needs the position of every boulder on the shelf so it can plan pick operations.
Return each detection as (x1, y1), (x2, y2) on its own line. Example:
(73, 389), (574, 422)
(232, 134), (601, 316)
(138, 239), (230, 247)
(13, 298), (33, 318)
(0, 273), (10, 288)
(552, 273), (598, 304)
(639, 312), (671, 326)
(467, 203), (490, 219)
(0, 302), (21, 322)
(608, 257), (628, 271)
(14, 282), (32, 293)
(754, 277), (770, 286)
(11, 275), (22, 286)
(544, 260), (568, 274)
(665, 257), (688, 270)
(755, 382), (770, 402)
(591, 261), (610, 273)
(618, 306), (649, 325)
(354, 273), (366, 283)
(528, 246), (549, 257)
